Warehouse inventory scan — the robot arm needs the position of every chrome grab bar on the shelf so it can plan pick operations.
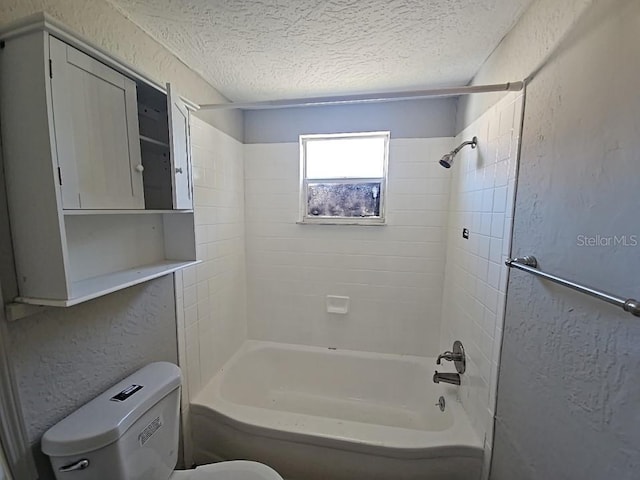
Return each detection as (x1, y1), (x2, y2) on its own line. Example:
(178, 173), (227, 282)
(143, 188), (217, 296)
(506, 256), (640, 317)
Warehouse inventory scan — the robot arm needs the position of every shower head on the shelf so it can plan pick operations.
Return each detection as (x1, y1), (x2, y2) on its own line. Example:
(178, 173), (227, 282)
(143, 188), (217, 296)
(438, 136), (478, 169)
(439, 153), (455, 169)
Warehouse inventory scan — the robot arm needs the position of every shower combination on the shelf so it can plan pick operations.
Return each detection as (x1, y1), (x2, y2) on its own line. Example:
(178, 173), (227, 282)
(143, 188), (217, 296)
(438, 136), (478, 168)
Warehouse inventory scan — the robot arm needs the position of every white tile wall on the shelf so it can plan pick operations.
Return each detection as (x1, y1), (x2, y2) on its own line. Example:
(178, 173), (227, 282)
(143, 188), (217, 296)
(175, 104), (518, 467)
(439, 92), (523, 476)
(174, 117), (247, 462)
(244, 137), (454, 356)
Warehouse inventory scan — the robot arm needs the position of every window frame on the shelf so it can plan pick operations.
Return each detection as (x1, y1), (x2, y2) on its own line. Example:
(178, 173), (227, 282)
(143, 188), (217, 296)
(298, 131), (390, 225)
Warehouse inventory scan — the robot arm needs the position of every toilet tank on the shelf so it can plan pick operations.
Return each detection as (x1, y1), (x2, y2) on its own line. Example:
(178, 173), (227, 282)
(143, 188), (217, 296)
(42, 362), (182, 480)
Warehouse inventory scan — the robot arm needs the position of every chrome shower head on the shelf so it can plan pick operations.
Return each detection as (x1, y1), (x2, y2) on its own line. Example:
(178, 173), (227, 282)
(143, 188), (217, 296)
(438, 136), (478, 169)
(439, 153), (455, 168)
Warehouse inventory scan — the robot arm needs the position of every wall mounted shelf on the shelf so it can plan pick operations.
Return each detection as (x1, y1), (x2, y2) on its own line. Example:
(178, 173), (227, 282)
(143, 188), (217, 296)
(16, 260), (200, 307)
(62, 209), (194, 215)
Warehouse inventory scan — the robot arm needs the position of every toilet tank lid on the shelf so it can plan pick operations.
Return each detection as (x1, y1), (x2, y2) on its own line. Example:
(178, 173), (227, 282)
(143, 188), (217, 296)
(41, 362), (181, 457)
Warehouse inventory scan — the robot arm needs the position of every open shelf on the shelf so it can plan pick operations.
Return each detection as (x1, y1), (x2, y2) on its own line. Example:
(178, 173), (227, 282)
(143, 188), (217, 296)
(140, 134), (169, 148)
(16, 260), (200, 307)
(63, 209), (193, 215)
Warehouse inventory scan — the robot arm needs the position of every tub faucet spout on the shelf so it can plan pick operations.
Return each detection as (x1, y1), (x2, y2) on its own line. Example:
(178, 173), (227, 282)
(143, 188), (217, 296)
(433, 371), (461, 386)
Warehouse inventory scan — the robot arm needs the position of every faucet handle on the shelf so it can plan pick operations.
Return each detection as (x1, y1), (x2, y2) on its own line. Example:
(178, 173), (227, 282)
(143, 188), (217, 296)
(436, 351), (454, 365)
(437, 341), (466, 374)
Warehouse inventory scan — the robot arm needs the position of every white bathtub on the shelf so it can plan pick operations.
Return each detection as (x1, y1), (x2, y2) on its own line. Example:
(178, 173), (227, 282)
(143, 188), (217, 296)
(190, 341), (482, 480)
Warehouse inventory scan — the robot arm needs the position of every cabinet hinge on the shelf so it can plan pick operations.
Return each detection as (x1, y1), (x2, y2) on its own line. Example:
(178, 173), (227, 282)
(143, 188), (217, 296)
(49, 59), (53, 79)
(57, 167), (62, 185)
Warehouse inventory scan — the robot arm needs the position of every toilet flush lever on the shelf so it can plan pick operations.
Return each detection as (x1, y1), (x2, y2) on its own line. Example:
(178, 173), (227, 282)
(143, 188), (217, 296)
(59, 459), (89, 472)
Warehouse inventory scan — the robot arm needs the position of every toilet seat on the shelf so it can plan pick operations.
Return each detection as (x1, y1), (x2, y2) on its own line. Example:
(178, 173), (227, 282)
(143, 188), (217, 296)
(169, 461), (284, 480)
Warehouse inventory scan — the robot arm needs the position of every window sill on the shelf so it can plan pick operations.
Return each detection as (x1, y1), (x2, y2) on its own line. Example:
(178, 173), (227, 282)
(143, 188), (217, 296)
(297, 217), (386, 226)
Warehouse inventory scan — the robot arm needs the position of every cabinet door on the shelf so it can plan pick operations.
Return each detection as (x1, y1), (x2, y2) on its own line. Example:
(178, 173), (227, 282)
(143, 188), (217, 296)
(49, 37), (144, 209)
(167, 84), (193, 210)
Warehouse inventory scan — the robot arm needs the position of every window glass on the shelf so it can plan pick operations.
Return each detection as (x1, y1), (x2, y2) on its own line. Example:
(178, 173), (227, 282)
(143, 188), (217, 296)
(300, 132), (389, 224)
(307, 182), (381, 217)
(306, 136), (386, 179)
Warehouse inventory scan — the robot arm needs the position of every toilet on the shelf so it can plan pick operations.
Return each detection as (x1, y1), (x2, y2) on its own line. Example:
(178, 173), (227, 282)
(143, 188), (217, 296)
(41, 362), (283, 480)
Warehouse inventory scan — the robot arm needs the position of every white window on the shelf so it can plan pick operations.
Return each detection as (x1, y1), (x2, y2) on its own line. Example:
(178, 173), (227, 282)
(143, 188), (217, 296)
(299, 132), (389, 225)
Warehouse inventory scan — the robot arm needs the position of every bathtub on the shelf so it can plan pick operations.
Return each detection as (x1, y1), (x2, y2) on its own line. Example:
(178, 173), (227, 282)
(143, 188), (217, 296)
(190, 341), (483, 480)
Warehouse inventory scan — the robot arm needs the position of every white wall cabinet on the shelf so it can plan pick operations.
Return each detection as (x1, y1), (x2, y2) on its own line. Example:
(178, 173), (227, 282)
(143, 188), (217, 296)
(168, 85), (194, 210)
(0, 15), (199, 307)
(50, 36), (145, 210)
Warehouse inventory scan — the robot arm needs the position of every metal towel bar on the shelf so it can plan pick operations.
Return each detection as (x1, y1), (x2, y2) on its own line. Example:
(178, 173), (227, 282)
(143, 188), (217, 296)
(505, 256), (640, 317)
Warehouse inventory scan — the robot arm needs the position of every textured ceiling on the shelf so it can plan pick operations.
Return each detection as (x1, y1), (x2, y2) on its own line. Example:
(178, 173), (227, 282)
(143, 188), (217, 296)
(107, 0), (534, 102)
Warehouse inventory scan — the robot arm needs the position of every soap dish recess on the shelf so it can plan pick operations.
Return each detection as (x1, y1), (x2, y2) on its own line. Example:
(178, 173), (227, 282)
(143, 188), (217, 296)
(326, 295), (350, 314)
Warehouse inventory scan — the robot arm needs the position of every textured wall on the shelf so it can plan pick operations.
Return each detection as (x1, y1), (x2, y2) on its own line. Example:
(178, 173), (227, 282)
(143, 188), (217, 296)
(174, 118), (247, 464)
(244, 135), (453, 356)
(489, 0), (640, 478)
(5, 277), (177, 478)
(439, 92), (522, 478)
(456, 0), (594, 133)
(0, 0), (242, 140)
